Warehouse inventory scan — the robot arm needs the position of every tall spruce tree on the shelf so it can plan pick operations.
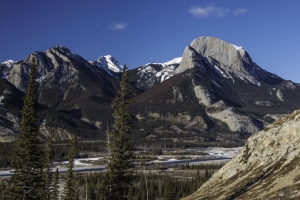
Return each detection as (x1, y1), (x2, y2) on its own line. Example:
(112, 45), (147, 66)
(163, 180), (176, 200)
(7, 57), (47, 200)
(44, 134), (53, 199)
(61, 135), (78, 200)
(51, 168), (59, 200)
(100, 66), (135, 200)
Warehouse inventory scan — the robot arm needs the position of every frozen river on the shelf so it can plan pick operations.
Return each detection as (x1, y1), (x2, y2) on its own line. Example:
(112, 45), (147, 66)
(0, 147), (242, 177)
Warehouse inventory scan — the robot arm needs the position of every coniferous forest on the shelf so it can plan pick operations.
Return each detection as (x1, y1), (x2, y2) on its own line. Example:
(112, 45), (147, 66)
(0, 59), (227, 199)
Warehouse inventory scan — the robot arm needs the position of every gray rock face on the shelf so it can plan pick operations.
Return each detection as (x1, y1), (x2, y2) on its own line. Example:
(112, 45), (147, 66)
(191, 36), (244, 71)
(171, 36), (300, 135)
(176, 36), (244, 73)
(8, 52), (53, 92)
(6, 46), (121, 108)
(175, 45), (206, 74)
(7, 46), (81, 92)
(176, 36), (272, 83)
(183, 109), (300, 200)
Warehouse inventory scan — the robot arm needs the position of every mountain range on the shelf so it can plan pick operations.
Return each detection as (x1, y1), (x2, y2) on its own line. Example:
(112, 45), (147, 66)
(1, 36), (300, 145)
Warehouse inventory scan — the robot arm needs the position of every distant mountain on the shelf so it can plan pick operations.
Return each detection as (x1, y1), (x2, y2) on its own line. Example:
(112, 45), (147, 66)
(90, 55), (123, 77)
(0, 46), (124, 141)
(183, 109), (300, 200)
(0, 78), (23, 142)
(130, 36), (300, 145)
(0, 59), (15, 79)
(1, 37), (300, 145)
(128, 57), (181, 90)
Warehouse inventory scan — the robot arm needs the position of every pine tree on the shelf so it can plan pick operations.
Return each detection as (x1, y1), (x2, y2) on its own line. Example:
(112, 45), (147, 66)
(61, 135), (78, 200)
(163, 180), (175, 200)
(7, 57), (47, 200)
(100, 66), (135, 200)
(52, 168), (59, 200)
(44, 134), (53, 199)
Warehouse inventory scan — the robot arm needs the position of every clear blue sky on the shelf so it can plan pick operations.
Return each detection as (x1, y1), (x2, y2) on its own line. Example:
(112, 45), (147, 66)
(1, 0), (300, 82)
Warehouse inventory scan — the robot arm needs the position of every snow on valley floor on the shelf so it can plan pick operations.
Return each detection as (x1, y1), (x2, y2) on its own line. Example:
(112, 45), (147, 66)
(190, 147), (243, 158)
(55, 147), (242, 167)
(0, 147), (243, 177)
(150, 147), (243, 165)
(57, 157), (104, 167)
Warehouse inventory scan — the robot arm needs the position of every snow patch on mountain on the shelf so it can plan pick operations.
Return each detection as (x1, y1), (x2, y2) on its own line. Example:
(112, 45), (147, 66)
(144, 57), (181, 67)
(91, 55), (123, 77)
(1, 60), (16, 79)
(162, 57), (182, 66)
(255, 101), (274, 106)
(2, 60), (16, 68)
(212, 63), (261, 86)
(234, 71), (261, 86)
(230, 44), (243, 51)
(155, 64), (179, 82)
(276, 89), (284, 101)
(137, 57), (182, 83)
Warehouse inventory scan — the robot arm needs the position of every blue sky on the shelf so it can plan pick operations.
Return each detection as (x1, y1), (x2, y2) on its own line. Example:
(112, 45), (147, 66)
(1, 0), (300, 82)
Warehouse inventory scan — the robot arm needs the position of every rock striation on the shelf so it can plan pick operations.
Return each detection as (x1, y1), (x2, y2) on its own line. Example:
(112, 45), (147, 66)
(176, 36), (273, 84)
(183, 109), (300, 200)
(2, 37), (300, 143)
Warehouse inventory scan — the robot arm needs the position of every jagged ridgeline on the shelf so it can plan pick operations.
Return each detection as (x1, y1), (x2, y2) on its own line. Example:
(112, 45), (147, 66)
(1, 37), (300, 143)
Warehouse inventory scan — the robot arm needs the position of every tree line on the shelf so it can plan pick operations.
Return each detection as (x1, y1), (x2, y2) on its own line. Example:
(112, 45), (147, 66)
(0, 59), (219, 199)
(1, 60), (137, 200)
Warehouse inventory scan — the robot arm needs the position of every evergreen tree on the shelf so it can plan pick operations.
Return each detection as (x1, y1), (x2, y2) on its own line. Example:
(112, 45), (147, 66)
(61, 135), (78, 200)
(163, 180), (175, 200)
(6, 57), (47, 200)
(44, 134), (53, 199)
(52, 168), (59, 200)
(100, 66), (135, 200)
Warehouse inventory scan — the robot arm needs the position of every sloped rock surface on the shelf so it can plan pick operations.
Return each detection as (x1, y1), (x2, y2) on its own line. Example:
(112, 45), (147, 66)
(183, 109), (300, 200)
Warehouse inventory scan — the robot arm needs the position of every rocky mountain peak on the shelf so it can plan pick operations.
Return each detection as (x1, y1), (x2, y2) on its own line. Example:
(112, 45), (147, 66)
(177, 36), (253, 73)
(191, 36), (245, 70)
(1, 59), (16, 68)
(96, 55), (123, 73)
(0, 60), (16, 79)
(128, 57), (182, 90)
(176, 36), (279, 86)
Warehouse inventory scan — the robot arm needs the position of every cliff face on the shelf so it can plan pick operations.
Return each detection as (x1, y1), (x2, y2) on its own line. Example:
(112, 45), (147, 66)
(2, 37), (300, 143)
(176, 36), (273, 81)
(183, 109), (300, 200)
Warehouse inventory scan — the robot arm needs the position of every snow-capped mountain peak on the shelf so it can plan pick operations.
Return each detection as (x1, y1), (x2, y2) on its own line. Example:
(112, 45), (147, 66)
(162, 57), (182, 66)
(1, 60), (16, 68)
(1, 60), (16, 79)
(133, 57), (182, 89)
(97, 55), (123, 73)
(89, 55), (123, 77)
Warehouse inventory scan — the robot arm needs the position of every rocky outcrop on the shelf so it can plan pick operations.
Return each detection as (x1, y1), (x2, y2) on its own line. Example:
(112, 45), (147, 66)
(176, 36), (274, 84)
(208, 106), (261, 133)
(191, 36), (245, 71)
(183, 109), (300, 200)
(7, 46), (85, 92)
